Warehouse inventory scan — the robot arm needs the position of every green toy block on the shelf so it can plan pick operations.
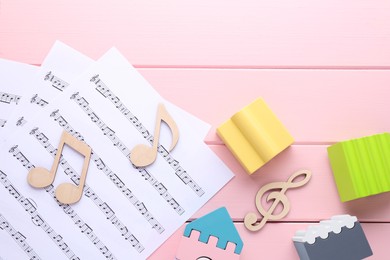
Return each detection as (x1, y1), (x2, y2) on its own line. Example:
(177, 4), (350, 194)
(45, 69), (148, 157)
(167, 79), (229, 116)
(327, 133), (390, 202)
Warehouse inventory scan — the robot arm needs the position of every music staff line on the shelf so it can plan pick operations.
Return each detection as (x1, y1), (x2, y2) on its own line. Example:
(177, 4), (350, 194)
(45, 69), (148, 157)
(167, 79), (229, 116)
(30, 94), (49, 107)
(49, 109), (168, 229)
(0, 170), (79, 260)
(50, 110), (84, 141)
(44, 71), (69, 92)
(90, 75), (205, 197)
(0, 213), (41, 260)
(7, 147), (117, 260)
(66, 94), (186, 216)
(29, 127), (148, 251)
(0, 91), (21, 105)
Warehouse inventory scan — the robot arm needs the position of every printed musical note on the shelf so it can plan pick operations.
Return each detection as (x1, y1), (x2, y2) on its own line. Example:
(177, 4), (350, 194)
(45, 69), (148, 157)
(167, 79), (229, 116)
(16, 117), (27, 127)
(0, 92), (21, 105)
(0, 119), (6, 128)
(27, 131), (92, 204)
(30, 94), (48, 107)
(130, 103), (179, 167)
(0, 92), (10, 103)
(0, 213), (42, 259)
(244, 170), (311, 232)
(44, 71), (69, 91)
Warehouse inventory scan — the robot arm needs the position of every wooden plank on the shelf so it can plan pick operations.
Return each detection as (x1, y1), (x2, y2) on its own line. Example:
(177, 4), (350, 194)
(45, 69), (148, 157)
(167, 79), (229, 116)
(1, 1), (390, 68)
(149, 222), (389, 259)
(139, 68), (390, 143)
(192, 145), (390, 222)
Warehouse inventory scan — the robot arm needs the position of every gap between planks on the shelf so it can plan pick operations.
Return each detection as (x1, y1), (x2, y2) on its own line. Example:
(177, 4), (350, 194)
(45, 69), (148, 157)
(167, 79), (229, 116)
(31, 64), (390, 70)
(205, 141), (336, 146)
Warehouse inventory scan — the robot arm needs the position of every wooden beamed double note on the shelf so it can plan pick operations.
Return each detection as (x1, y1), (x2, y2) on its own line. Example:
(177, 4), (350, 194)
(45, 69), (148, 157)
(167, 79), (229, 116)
(28, 131), (92, 204)
(130, 103), (179, 167)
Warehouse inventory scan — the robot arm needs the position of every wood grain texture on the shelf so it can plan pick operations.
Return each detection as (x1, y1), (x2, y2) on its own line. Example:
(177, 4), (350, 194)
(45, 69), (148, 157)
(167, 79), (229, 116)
(138, 69), (390, 144)
(149, 223), (388, 259)
(0, 0), (390, 68)
(194, 145), (390, 222)
(0, 65), (388, 257)
(2, 1), (390, 258)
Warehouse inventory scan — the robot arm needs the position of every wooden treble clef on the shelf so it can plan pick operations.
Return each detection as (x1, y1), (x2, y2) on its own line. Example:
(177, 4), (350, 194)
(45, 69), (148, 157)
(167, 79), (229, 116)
(244, 170), (312, 232)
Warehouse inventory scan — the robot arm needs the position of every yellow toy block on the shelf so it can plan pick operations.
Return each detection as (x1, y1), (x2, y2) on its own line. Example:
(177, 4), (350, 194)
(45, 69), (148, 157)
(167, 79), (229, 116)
(217, 98), (294, 174)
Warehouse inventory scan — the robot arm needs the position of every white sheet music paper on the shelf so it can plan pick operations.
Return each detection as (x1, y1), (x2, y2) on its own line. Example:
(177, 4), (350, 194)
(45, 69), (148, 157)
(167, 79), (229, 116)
(2, 41), (94, 142)
(3, 41), (208, 144)
(0, 42), (95, 259)
(0, 47), (234, 259)
(0, 59), (39, 137)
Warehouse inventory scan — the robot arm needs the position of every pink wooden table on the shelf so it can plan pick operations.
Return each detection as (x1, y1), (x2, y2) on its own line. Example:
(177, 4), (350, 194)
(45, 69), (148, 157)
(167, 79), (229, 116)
(1, 1), (390, 259)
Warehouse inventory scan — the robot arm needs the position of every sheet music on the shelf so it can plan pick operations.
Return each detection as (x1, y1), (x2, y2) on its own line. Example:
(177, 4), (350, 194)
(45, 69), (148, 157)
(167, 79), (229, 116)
(0, 46), (234, 259)
(3, 41), (207, 144)
(2, 41), (94, 143)
(0, 59), (39, 137)
(0, 211), (41, 260)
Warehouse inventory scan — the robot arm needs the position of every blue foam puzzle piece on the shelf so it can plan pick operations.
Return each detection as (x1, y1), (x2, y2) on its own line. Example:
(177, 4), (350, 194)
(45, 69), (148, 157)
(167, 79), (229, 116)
(183, 207), (243, 254)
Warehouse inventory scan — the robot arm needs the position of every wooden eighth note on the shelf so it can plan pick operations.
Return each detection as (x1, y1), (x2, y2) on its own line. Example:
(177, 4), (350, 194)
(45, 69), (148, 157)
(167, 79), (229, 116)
(130, 103), (179, 167)
(244, 170), (311, 232)
(27, 131), (92, 204)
